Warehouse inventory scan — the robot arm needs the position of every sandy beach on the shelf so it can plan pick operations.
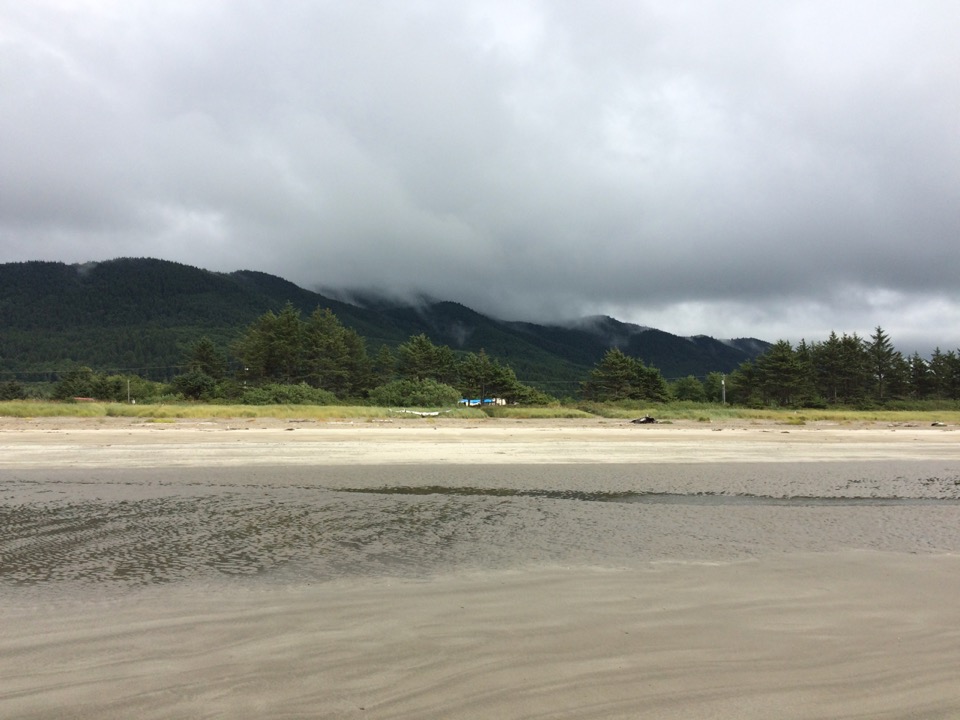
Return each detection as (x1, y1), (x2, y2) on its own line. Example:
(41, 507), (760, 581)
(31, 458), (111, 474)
(2, 417), (960, 718)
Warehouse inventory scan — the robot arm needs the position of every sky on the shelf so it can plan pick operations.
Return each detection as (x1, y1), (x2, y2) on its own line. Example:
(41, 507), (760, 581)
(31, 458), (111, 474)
(2, 1), (959, 355)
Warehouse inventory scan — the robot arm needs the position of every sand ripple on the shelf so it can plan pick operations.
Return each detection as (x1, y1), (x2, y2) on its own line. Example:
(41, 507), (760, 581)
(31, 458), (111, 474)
(4, 431), (960, 719)
(4, 464), (960, 597)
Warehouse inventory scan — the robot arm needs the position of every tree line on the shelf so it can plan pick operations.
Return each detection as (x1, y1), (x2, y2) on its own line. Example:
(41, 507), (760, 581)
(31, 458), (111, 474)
(7, 310), (958, 409)
(34, 304), (553, 406)
(725, 326), (960, 407)
(538, 325), (960, 408)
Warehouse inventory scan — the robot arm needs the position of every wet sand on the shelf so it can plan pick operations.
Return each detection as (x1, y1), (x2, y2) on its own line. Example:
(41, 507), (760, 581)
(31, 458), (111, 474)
(3, 417), (960, 718)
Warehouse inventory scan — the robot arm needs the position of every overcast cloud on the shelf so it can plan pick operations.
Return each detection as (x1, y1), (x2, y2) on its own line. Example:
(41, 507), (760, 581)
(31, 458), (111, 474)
(2, 1), (959, 354)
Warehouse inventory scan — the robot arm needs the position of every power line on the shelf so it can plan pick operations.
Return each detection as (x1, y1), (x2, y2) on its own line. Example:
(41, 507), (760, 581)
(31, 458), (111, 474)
(0, 364), (191, 378)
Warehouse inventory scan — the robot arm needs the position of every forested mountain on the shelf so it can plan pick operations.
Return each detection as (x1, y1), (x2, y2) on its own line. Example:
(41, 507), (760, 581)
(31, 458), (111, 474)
(0, 258), (769, 392)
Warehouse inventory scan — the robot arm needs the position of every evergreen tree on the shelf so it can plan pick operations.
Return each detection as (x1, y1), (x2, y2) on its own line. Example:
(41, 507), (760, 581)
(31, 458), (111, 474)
(725, 360), (757, 405)
(397, 334), (457, 384)
(813, 332), (844, 403)
(947, 351), (960, 400)
(271, 303), (305, 383)
(186, 336), (226, 380)
(928, 348), (960, 400)
(671, 376), (706, 402)
(703, 371), (727, 403)
(636, 361), (670, 402)
(458, 350), (516, 402)
(581, 348), (669, 402)
(233, 310), (281, 382)
(581, 348), (636, 401)
(373, 344), (396, 384)
(793, 339), (818, 399)
(233, 303), (304, 384)
(908, 352), (934, 399)
(755, 340), (806, 405)
(837, 333), (869, 403)
(867, 326), (899, 401)
(886, 352), (911, 400)
(302, 308), (352, 396)
(343, 330), (374, 397)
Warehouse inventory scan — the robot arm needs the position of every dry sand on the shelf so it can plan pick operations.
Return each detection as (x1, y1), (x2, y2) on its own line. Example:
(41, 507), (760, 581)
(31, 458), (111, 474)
(2, 417), (960, 718)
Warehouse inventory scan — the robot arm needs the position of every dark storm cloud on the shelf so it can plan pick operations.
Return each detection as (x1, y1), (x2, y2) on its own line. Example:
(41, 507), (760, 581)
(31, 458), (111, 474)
(2, 1), (959, 352)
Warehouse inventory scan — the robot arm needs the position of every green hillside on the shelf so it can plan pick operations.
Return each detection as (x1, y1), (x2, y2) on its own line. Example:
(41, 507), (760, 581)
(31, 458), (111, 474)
(0, 258), (769, 392)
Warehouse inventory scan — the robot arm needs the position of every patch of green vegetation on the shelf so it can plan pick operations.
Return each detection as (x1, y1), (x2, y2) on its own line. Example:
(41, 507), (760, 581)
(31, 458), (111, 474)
(0, 400), (107, 417)
(481, 406), (595, 419)
(2, 399), (959, 425)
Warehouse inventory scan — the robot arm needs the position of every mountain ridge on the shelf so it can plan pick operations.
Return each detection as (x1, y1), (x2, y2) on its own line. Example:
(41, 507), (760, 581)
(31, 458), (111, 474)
(0, 258), (770, 391)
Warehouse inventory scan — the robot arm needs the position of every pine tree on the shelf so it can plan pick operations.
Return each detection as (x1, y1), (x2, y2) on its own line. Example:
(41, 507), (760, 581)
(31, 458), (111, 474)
(271, 303), (304, 384)
(867, 326), (898, 401)
(458, 350), (517, 402)
(755, 340), (806, 406)
(813, 332), (844, 403)
(397, 334), (457, 384)
(581, 348), (636, 401)
(303, 308), (352, 396)
(908, 352), (933, 399)
(373, 345), (396, 384)
(186, 336), (226, 380)
(581, 348), (668, 402)
(837, 333), (869, 403)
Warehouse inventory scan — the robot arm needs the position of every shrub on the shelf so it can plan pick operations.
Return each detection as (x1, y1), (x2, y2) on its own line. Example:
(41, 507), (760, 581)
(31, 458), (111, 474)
(508, 384), (557, 406)
(52, 367), (96, 400)
(241, 382), (338, 405)
(368, 379), (460, 407)
(670, 376), (707, 402)
(170, 370), (216, 400)
(0, 381), (26, 401)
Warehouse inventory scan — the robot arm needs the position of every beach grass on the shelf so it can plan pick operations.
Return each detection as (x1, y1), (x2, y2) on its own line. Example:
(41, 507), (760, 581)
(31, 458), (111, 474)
(0, 400), (483, 421)
(1, 399), (958, 424)
(640, 404), (960, 424)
